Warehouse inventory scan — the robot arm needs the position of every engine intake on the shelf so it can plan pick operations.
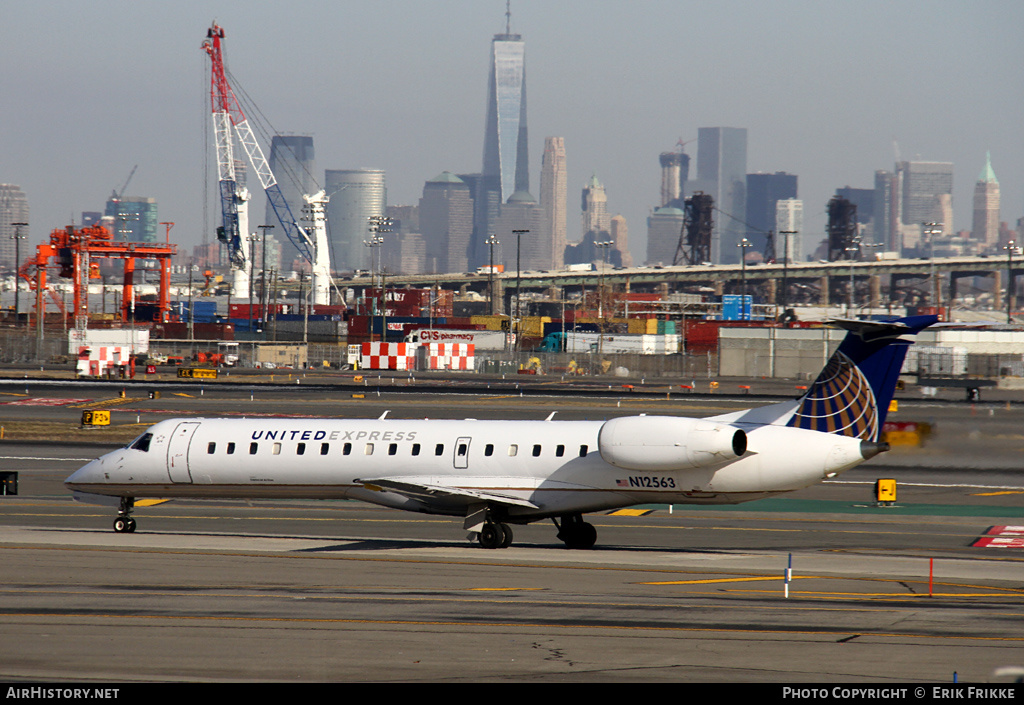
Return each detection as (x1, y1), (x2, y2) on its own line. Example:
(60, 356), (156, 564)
(598, 415), (747, 472)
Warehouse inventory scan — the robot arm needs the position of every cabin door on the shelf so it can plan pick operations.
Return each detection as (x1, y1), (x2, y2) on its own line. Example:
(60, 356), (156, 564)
(166, 421), (200, 483)
(454, 437), (471, 470)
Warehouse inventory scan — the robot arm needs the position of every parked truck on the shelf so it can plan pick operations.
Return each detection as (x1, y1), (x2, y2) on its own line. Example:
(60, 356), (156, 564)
(536, 331), (681, 355)
(405, 329), (511, 350)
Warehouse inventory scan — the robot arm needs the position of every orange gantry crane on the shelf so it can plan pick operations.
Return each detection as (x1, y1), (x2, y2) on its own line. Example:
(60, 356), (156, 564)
(18, 223), (176, 327)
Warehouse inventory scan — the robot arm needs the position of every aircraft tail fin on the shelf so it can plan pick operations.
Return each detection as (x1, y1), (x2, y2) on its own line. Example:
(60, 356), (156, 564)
(785, 315), (936, 441)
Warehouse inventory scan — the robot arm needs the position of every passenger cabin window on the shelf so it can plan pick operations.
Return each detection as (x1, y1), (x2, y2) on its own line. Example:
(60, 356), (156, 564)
(532, 444), (541, 457)
(343, 443), (352, 456)
(249, 442), (258, 455)
(435, 444), (444, 456)
(411, 444), (421, 456)
(579, 445), (588, 457)
(129, 433), (153, 452)
(296, 443), (306, 455)
(485, 444), (494, 457)
(388, 443), (398, 456)
(508, 444), (518, 457)
(207, 442), (216, 454)
(458, 443), (468, 457)
(365, 443), (374, 455)
(273, 443), (282, 456)
(227, 442), (236, 455)
(556, 445), (565, 457)
(320, 443), (330, 456)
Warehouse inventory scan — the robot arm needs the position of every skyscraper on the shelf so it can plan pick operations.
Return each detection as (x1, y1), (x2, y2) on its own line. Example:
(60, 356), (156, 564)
(898, 161), (954, 248)
(419, 172), (474, 274)
(581, 174), (610, 236)
(688, 127), (747, 263)
(266, 135), (316, 267)
(0, 184), (29, 269)
(646, 207), (686, 266)
(659, 151), (689, 208)
(539, 137), (567, 270)
(473, 18), (529, 268)
(971, 152), (999, 250)
(746, 172), (797, 252)
(324, 169), (386, 273)
(482, 27), (529, 204)
(775, 199), (804, 264)
(105, 196), (157, 243)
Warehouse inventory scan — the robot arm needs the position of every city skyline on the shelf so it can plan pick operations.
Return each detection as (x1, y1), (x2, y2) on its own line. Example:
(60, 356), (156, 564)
(0, 1), (1020, 269)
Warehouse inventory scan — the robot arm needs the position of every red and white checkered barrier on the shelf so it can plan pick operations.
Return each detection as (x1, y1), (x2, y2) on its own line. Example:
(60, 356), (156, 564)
(424, 343), (475, 371)
(76, 346), (131, 377)
(360, 342), (416, 370)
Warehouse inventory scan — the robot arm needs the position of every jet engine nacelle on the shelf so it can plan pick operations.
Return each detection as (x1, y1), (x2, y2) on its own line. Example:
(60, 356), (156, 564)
(598, 415), (747, 472)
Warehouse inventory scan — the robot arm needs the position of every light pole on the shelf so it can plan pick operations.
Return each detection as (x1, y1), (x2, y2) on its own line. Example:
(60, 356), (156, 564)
(486, 233), (499, 316)
(513, 229), (529, 351)
(10, 222), (27, 327)
(595, 240), (613, 353)
(922, 222), (942, 307)
(246, 231), (260, 333)
(779, 229), (797, 314)
(738, 237), (752, 318)
(1005, 239), (1017, 324)
(258, 224), (274, 319)
(365, 215), (391, 342)
(845, 240), (861, 316)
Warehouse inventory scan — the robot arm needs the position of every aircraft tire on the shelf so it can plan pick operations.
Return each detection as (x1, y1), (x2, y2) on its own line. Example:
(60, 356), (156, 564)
(563, 522), (596, 550)
(499, 523), (513, 548)
(478, 523), (503, 549)
(113, 517), (135, 533)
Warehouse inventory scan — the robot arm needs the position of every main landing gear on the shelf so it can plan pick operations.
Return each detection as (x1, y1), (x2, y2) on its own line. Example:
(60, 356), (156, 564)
(476, 520), (514, 549)
(554, 513), (597, 550)
(113, 497), (136, 533)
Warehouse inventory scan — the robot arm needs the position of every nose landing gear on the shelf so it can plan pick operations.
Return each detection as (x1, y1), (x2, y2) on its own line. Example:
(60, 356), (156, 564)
(113, 497), (136, 533)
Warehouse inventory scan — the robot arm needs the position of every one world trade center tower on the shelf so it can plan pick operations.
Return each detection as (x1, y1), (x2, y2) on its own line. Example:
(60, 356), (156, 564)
(470, 22), (529, 268)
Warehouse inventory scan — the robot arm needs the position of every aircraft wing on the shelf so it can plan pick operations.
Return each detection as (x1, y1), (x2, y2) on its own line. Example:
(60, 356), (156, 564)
(355, 478), (540, 509)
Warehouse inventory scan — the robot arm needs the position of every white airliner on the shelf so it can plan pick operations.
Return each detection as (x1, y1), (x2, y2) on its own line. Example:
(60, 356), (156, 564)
(66, 316), (936, 549)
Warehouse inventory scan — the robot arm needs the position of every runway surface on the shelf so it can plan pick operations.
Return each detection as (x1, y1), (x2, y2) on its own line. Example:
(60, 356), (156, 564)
(0, 380), (1022, 682)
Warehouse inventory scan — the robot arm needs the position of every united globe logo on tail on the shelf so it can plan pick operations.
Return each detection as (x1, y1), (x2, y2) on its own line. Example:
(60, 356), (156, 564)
(787, 351), (878, 440)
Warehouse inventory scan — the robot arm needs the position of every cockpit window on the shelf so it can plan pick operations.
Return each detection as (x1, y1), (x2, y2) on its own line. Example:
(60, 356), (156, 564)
(129, 433), (153, 452)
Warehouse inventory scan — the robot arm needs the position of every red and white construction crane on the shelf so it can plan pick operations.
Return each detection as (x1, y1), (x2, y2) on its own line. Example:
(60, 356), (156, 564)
(202, 22), (332, 306)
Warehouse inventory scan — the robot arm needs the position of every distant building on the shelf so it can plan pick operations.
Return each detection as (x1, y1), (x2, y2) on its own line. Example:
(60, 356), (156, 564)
(493, 191), (544, 272)
(971, 152), (1000, 250)
(775, 199), (804, 263)
(659, 151), (690, 208)
(419, 172), (473, 274)
(324, 169), (386, 273)
(645, 207), (686, 266)
(897, 161), (954, 251)
(746, 172), (797, 254)
(581, 174), (610, 236)
(539, 137), (567, 270)
(0, 184), (29, 269)
(382, 204), (424, 275)
(473, 23), (529, 268)
(105, 196), (157, 243)
(265, 135), (316, 267)
(610, 214), (632, 268)
(688, 127), (747, 263)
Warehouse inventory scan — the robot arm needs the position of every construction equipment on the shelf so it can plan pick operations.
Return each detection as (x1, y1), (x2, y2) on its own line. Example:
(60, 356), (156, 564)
(202, 22), (332, 304)
(19, 224), (175, 327)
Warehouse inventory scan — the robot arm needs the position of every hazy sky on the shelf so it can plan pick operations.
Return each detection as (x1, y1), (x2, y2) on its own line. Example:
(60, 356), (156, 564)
(1, 0), (1021, 263)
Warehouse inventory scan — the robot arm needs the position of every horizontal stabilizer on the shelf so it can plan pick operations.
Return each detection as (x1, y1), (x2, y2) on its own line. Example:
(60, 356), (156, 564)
(355, 478), (539, 509)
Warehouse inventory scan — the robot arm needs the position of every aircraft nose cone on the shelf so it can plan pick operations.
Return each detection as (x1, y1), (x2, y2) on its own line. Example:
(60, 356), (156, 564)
(65, 458), (103, 488)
